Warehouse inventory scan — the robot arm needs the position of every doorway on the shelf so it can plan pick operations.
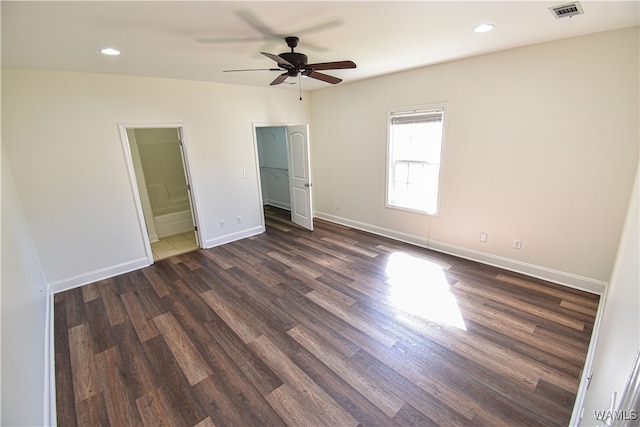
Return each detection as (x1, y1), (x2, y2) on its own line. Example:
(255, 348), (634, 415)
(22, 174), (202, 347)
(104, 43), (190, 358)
(120, 124), (202, 263)
(254, 124), (314, 231)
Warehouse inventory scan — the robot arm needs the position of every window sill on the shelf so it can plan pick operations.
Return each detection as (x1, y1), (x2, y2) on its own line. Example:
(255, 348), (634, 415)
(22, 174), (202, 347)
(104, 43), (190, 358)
(385, 202), (439, 217)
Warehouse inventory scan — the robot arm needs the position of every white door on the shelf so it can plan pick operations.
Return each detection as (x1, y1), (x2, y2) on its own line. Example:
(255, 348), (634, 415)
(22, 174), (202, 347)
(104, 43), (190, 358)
(287, 125), (314, 231)
(176, 127), (200, 245)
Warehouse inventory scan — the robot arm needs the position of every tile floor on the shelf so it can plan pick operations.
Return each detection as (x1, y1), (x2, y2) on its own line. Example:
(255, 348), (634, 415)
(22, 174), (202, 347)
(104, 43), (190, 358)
(150, 231), (198, 261)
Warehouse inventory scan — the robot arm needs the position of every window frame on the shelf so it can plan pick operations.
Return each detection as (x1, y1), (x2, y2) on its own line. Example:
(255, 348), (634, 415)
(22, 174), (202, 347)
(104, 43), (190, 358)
(385, 102), (447, 216)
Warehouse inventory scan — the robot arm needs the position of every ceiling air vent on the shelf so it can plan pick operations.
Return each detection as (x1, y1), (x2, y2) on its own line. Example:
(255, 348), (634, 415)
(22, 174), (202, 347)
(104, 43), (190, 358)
(549, 2), (584, 19)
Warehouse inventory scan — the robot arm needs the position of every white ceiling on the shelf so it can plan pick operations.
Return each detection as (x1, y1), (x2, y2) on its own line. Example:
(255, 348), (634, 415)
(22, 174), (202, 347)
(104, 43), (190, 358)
(2, 1), (638, 91)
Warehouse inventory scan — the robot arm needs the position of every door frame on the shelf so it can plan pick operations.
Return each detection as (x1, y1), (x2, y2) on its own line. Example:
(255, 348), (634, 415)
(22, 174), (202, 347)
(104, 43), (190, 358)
(118, 122), (203, 264)
(252, 122), (313, 230)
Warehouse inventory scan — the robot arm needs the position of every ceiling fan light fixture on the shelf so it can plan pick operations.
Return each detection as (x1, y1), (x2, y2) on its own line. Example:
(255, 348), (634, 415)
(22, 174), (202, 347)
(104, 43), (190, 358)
(473, 23), (494, 33)
(99, 47), (120, 56)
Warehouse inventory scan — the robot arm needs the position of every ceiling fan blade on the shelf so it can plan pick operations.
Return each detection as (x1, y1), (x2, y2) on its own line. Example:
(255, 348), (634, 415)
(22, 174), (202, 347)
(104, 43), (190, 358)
(308, 71), (342, 84)
(293, 19), (342, 38)
(223, 68), (282, 72)
(261, 52), (293, 67)
(307, 60), (357, 71)
(235, 9), (282, 40)
(270, 73), (289, 86)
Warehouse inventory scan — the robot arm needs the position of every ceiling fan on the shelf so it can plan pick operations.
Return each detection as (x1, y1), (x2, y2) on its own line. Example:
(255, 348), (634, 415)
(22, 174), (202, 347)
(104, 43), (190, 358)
(224, 36), (356, 86)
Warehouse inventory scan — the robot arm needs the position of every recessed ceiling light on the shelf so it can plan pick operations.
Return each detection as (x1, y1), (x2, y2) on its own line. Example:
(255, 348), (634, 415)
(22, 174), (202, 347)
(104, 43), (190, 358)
(99, 48), (120, 55)
(473, 24), (495, 33)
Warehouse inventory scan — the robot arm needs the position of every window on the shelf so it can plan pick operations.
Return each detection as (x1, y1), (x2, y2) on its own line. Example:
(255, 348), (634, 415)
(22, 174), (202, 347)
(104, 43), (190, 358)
(386, 104), (445, 215)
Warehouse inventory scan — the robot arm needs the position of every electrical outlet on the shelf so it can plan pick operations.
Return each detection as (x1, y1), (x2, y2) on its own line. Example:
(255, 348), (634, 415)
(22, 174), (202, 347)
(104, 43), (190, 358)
(220, 220), (226, 228)
(513, 239), (522, 249)
(236, 216), (242, 224)
(480, 232), (488, 242)
(335, 203), (341, 211)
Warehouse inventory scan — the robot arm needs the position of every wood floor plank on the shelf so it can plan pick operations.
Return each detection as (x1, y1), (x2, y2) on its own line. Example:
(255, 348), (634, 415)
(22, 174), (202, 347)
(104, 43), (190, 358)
(288, 324), (404, 417)
(141, 267), (173, 298)
(291, 347), (400, 427)
(136, 386), (187, 427)
(65, 288), (89, 329)
(141, 336), (209, 425)
(496, 273), (599, 309)
(266, 384), (328, 427)
(454, 280), (586, 331)
(306, 289), (399, 348)
(94, 347), (143, 426)
(75, 392), (109, 427)
(192, 375), (282, 427)
(54, 297), (78, 424)
(112, 321), (159, 399)
(200, 289), (261, 344)
(81, 282), (102, 303)
(152, 312), (213, 386)
(165, 297), (287, 426)
(55, 206), (599, 427)
(68, 323), (98, 403)
(194, 416), (217, 427)
(121, 291), (159, 342)
(250, 334), (359, 427)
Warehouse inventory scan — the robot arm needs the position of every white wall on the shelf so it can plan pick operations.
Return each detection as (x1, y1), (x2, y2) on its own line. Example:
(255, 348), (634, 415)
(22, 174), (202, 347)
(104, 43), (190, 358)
(579, 164), (639, 426)
(1, 69), (310, 290)
(310, 27), (639, 291)
(1, 143), (49, 426)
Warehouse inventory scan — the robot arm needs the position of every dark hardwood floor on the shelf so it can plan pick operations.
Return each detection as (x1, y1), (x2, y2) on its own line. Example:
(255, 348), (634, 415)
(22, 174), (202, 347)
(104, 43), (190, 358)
(54, 206), (599, 426)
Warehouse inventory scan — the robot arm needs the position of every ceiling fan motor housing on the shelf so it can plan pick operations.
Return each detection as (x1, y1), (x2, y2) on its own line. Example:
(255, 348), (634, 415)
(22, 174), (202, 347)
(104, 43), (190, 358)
(279, 52), (308, 70)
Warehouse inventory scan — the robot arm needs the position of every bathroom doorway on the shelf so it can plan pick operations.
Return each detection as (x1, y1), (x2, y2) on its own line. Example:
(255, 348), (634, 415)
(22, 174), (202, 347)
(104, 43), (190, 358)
(120, 124), (202, 263)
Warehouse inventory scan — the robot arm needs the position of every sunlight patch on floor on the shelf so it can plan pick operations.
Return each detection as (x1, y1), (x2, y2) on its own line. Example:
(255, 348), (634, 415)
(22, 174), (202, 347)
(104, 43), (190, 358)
(385, 252), (466, 330)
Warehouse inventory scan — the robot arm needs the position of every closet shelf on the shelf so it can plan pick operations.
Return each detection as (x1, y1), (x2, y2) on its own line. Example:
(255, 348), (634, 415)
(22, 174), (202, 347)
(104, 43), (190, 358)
(260, 166), (288, 179)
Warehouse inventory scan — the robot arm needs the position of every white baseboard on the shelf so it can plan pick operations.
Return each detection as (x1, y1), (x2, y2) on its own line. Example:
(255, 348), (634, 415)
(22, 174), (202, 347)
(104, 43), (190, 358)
(315, 211), (431, 248)
(47, 257), (150, 294)
(315, 211), (606, 295)
(568, 291), (608, 426)
(203, 225), (265, 249)
(428, 239), (606, 294)
(44, 291), (56, 427)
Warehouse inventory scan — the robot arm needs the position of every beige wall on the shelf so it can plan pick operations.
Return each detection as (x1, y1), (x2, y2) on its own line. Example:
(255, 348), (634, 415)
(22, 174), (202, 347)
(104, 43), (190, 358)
(310, 27), (639, 289)
(2, 69), (310, 288)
